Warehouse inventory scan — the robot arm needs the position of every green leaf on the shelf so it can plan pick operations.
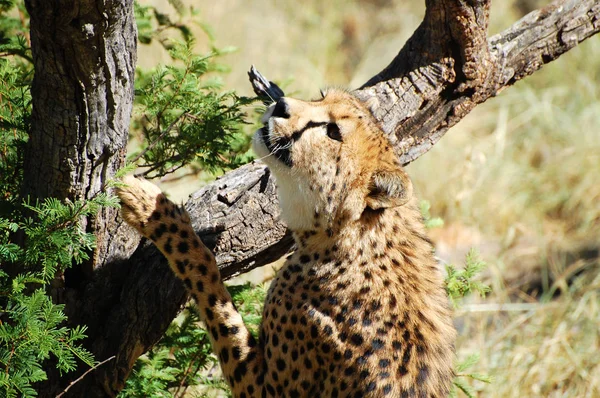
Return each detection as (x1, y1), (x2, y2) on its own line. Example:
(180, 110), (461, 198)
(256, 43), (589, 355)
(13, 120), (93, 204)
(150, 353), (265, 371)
(445, 249), (491, 307)
(419, 200), (445, 229)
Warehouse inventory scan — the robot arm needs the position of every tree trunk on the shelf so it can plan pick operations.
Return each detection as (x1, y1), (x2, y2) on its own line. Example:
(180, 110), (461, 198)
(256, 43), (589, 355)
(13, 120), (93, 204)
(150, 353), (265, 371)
(24, 0), (139, 271)
(24, 0), (600, 396)
(23, 0), (139, 396)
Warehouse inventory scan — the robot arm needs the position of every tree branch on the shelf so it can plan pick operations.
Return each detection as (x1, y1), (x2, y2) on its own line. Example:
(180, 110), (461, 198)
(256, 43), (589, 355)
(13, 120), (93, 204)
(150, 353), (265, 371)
(55, 356), (116, 398)
(355, 0), (600, 164)
(490, 0), (600, 86)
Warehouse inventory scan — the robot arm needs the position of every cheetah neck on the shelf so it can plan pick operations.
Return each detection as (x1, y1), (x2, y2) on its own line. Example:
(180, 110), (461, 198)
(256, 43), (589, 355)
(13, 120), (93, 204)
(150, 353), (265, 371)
(292, 201), (434, 271)
(287, 200), (451, 326)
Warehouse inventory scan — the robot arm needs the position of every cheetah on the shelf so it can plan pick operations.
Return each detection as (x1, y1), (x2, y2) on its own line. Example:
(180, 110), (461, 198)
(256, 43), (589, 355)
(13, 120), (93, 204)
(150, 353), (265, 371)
(117, 89), (455, 397)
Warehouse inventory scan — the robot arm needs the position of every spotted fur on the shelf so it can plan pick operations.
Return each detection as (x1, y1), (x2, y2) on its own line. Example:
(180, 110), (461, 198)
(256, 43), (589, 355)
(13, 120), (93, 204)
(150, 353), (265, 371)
(117, 89), (455, 397)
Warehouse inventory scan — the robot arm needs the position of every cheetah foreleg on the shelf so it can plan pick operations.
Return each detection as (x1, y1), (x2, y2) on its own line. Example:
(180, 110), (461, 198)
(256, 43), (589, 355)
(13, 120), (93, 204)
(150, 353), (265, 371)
(117, 176), (264, 396)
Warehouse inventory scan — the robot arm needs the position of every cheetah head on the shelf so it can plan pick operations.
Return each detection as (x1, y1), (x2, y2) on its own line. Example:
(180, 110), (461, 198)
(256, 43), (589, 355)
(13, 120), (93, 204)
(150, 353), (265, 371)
(253, 89), (413, 231)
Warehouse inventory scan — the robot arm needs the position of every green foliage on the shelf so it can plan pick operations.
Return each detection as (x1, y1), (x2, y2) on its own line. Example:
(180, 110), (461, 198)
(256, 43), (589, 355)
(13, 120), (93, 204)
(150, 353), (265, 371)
(120, 303), (221, 398)
(444, 249), (492, 396)
(0, 0), (31, 62)
(0, 58), (31, 201)
(134, 0), (200, 48)
(445, 249), (491, 308)
(131, 2), (255, 179)
(228, 283), (267, 339)
(0, 285), (95, 391)
(420, 200), (445, 229)
(450, 354), (494, 398)
(120, 349), (180, 398)
(0, 194), (118, 396)
(0, 1), (32, 201)
(17, 195), (119, 276)
(132, 39), (253, 178)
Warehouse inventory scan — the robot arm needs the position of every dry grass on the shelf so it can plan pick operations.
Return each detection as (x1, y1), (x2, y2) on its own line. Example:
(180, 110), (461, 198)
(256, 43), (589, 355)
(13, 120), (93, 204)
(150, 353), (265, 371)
(410, 4), (600, 396)
(140, 0), (600, 396)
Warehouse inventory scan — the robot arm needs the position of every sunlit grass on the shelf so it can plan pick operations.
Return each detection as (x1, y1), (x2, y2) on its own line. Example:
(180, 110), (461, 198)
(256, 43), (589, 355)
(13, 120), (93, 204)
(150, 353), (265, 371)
(409, 13), (600, 397)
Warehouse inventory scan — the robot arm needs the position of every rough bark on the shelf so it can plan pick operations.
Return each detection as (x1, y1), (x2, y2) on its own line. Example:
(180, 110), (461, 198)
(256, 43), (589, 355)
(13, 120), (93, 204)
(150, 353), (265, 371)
(186, 163), (294, 278)
(24, 0), (600, 396)
(23, 0), (139, 396)
(24, 0), (139, 272)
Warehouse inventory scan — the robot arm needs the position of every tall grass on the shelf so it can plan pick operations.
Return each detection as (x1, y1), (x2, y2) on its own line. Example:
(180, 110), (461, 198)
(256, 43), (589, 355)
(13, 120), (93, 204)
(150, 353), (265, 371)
(408, 5), (600, 396)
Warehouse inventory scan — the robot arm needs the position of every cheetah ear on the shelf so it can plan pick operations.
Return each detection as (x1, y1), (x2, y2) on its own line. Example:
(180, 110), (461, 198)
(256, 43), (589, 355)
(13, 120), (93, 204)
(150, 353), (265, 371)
(365, 167), (413, 210)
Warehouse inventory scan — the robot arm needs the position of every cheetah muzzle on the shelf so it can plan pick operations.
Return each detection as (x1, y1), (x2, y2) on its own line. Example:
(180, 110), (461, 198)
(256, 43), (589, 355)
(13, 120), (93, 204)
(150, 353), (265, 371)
(118, 89), (456, 397)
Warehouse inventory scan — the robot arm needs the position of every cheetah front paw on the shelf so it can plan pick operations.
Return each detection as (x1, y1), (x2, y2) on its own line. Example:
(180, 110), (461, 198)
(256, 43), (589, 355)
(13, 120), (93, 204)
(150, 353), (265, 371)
(116, 175), (185, 239)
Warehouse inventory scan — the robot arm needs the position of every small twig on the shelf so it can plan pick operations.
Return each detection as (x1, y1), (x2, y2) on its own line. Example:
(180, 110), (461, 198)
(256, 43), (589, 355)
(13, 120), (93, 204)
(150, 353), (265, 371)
(182, 112), (203, 121)
(456, 302), (558, 314)
(173, 349), (205, 398)
(131, 111), (187, 164)
(55, 355), (116, 398)
(136, 153), (184, 178)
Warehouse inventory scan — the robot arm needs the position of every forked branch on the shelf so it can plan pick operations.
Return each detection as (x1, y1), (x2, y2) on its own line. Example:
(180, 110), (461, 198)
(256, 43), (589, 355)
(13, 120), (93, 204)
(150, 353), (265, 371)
(355, 0), (600, 164)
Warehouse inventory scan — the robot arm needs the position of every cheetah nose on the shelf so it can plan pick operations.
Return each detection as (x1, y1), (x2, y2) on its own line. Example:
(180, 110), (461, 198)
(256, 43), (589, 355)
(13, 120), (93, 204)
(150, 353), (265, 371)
(272, 98), (290, 119)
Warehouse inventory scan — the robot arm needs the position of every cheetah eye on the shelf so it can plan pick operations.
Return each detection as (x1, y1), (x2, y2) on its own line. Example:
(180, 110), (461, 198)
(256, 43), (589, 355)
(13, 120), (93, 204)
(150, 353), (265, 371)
(326, 123), (342, 142)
